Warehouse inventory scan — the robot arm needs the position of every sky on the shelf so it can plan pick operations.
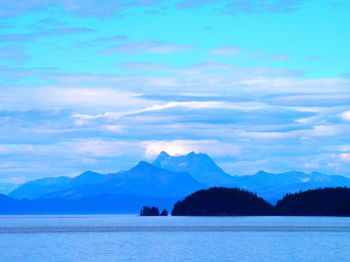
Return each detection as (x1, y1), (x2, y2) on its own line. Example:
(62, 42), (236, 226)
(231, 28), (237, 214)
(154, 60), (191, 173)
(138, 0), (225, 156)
(0, 0), (350, 183)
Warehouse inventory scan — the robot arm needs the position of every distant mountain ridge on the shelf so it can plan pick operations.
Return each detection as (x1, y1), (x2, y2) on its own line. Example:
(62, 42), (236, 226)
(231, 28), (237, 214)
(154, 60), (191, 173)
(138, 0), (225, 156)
(9, 176), (72, 199)
(235, 170), (350, 203)
(9, 172), (103, 200)
(0, 183), (18, 195)
(0, 193), (177, 214)
(10, 161), (205, 201)
(7, 151), (350, 207)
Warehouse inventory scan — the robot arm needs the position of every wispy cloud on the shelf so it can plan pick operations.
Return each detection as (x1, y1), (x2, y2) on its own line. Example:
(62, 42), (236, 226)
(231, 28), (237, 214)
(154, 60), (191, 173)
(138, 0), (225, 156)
(247, 50), (289, 62)
(0, 27), (94, 42)
(210, 45), (290, 62)
(0, 1), (123, 18)
(79, 35), (128, 47)
(223, 0), (307, 14)
(118, 62), (175, 71)
(0, 46), (28, 62)
(0, 1), (53, 18)
(0, 0), (169, 18)
(210, 46), (242, 56)
(76, 139), (140, 157)
(174, 0), (307, 13)
(103, 40), (193, 54)
(0, 87), (150, 111)
(339, 153), (350, 162)
(267, 93), (350, 107)
(175, 0), (213, 9)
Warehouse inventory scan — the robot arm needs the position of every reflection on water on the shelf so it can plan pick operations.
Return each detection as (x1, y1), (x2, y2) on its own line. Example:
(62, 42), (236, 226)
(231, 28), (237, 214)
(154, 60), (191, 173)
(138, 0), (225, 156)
(0, 215), (349, 262)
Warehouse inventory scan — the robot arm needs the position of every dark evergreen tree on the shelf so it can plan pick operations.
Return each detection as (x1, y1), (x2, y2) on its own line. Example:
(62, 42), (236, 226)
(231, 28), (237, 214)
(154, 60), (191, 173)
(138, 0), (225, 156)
(160, 209), (168, 216)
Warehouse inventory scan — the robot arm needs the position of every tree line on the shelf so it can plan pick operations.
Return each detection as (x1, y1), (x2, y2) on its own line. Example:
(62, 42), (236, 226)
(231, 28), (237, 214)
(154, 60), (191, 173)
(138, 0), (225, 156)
(169, 187), (350, 216)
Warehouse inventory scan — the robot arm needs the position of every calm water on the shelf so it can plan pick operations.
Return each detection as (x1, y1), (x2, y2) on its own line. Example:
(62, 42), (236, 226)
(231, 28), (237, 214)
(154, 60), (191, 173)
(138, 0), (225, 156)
(0, 215), (349, 262)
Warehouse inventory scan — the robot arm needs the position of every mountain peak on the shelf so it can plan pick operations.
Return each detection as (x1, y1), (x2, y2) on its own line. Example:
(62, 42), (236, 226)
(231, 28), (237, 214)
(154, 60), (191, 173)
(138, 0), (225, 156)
(153, 151), (233, 185)
(75, 171), (103, 181)
(255, 170), (270, 176)
(159, 151), (170, 157)
(79, 170), (99, 177)
(153, 151), (175, 163)
(154, 151), (209, 161)
(132, 161), (158, 172)
(186, 151), (210, 159)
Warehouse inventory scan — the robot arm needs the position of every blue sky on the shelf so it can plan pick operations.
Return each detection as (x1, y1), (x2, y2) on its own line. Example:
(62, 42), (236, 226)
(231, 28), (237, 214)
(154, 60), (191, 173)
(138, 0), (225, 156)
(0, 0), (350, 183)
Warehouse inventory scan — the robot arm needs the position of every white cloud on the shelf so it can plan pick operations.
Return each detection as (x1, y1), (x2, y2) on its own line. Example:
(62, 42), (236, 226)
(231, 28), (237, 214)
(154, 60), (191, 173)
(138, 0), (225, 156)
(71, 100), (271, 127)
(311, 125), (341, 137)
(142, 101), (268, 112)
(241, 131), (290, 139)
(340, 111), (350, 121)
(143, 140), (194, 157)
(103, 125), (124, 133)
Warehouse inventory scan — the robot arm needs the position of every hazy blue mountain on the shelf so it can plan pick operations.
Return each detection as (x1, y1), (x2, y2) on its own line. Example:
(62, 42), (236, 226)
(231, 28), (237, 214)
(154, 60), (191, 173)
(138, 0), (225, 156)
(153, 151), (235, 185)
(236, 171), (350, 203)
(0, 193), (177, 214)
(9, 171), (104, 200)
(42, 161), (205, 200)
(103, 161), (205, 197)
(242, 171), (350, 188)
(8, 151), (350, 206)
(0, 183), (18, 194)
(9, 176), (72, 199)
(68, 171), (105, 186)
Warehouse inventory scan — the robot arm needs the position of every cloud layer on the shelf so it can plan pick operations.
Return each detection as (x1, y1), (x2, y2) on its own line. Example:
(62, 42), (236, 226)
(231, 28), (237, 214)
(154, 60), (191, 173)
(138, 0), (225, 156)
(0, 0), (349, 183)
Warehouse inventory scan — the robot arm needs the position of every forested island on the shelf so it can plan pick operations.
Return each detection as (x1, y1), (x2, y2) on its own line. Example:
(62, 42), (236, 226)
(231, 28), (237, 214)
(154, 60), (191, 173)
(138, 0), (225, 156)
(275, 187), (350, 216)
(171, 187), (350, 216)
(171, 187), (274, 216)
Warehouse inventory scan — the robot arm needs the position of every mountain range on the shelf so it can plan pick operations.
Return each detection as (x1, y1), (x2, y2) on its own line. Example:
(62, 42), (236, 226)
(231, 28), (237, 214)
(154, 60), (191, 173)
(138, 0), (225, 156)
(2, 151), (350, 213)
(9, 161), (204, 200)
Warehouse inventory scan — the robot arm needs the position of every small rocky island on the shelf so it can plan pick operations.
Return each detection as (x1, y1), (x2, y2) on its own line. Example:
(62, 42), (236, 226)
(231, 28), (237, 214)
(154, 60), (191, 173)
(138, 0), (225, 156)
(140, 206), (168, 216)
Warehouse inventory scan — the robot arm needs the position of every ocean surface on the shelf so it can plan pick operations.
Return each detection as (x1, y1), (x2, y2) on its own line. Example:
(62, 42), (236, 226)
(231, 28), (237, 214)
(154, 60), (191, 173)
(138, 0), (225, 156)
(0, 215), (349, 262)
